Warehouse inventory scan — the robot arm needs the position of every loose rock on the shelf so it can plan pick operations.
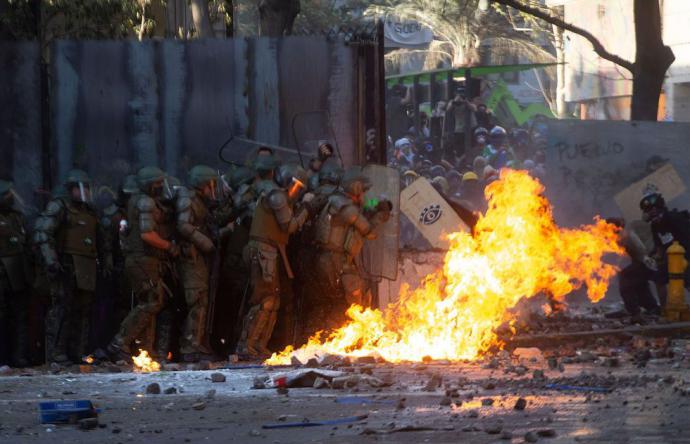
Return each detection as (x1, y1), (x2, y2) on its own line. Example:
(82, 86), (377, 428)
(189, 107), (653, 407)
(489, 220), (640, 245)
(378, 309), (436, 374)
(525, 431), (539, 442)
(210, 373), (226, 383)
(192, 402), (206, 410)
(146, 383), (161, 395)
(163, 387), (177, 395)
(440, 396), (452, 406)
(537, 428), (556, 437)
(514, 397), (527, 410)
(78, 418), (99, 430)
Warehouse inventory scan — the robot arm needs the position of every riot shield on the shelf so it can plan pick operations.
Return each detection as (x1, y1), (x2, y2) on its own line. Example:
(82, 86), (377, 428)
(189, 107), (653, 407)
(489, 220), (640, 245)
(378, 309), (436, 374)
(399, 177), (470, 249)
(291, 110), (344, 168)
(361, 164), (400, 281)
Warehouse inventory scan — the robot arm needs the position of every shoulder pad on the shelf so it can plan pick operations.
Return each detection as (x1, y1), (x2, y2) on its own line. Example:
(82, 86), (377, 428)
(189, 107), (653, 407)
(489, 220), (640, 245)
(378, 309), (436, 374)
(136, 194), (156, 212)
(339, 204), (362, 224)
(328, 193), (353, 212)
(43, 199), (65, 217)
(254, 180), (278, 196)
(267, 189), (288, 210)
(176, 193), (192, 212)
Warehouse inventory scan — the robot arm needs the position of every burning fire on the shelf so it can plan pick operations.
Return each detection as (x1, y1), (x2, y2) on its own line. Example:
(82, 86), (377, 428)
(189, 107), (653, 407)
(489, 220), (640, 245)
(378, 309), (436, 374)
(267, 170), (624, 365)
(132, 349), (161, 372)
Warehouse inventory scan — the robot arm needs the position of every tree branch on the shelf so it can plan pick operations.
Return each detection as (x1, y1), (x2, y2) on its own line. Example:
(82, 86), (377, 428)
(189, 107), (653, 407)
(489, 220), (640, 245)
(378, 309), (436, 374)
(491, 0), (634, 73)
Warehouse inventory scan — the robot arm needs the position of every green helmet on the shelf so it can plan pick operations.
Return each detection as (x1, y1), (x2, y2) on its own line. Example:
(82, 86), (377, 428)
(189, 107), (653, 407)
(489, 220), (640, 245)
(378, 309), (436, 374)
(188, 165), (217, 189)
(0, 180), (12, 196)
(63, 169), (92, 202)
(319, 163), (344, 186)
(136, 166), (166, 192)
(121, 174), (139, 195)
(227, 166), (255, 189)
(341, 167), (372, 196)
(63, 169), (91, 186)
(252, 154), (280, 173)
(275, 163), (308, 190)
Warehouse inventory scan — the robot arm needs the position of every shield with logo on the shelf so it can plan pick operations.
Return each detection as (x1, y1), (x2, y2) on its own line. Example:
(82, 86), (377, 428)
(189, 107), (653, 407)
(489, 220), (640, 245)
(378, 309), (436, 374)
(399, 177), (470, 249)
(360, 164), (400, 281)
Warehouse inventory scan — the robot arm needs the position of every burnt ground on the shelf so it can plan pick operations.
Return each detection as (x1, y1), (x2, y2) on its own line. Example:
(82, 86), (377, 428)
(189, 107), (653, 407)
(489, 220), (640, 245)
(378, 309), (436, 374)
(1, 325), (690, 444)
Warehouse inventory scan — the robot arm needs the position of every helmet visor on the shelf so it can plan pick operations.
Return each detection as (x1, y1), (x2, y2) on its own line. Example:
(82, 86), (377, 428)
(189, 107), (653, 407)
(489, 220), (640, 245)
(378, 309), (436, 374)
(75, 182), (92, 203)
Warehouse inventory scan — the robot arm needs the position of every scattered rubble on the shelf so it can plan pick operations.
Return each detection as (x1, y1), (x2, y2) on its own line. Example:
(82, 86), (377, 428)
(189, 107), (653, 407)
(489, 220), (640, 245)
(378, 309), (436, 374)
(145, 383), (161, 394)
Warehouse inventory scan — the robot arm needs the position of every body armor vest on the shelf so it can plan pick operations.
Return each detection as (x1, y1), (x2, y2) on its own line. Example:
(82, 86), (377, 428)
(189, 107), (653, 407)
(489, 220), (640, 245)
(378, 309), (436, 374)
(55, 199), (98, 258)
(249, 194), (289, 247)
(0, 210), (26, 257)
(123, 194), (174, 257)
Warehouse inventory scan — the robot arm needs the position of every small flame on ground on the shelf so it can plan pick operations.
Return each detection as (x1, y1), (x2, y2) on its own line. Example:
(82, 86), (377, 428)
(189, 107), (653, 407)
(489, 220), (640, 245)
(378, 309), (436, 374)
(266, 170), (624, 365)
(132, 349), (161, 372)
(83, 355), (94, 364)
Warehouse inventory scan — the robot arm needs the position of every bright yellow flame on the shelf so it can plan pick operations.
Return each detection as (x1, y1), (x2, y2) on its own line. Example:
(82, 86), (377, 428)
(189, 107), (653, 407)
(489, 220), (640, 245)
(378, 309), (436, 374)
(132, 349), (161, 372)
(83, 355), (94, 364)
(266, 170), (624, 365)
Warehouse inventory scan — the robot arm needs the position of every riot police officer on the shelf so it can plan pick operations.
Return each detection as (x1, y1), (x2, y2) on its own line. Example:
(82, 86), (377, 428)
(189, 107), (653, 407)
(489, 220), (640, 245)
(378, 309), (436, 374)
(313, 167), (391, 330)
(0, 180), (30, 367)
(35, 169), (104, 364)
(107, 166), (178, 362)
(213, 166), (256, 355)
(176, 165), (225, 362)
(236, 159), (311, 359)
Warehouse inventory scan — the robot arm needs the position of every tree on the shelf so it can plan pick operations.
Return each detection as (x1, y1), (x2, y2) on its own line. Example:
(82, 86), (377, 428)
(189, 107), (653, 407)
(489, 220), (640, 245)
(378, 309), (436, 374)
(191, 0), (214, 38)
(491, 0), (675, 121)
(258, 0), (300, 36)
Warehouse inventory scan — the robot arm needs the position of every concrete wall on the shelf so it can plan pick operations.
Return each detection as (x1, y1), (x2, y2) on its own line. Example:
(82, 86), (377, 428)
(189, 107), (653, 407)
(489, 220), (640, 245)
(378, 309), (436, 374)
(48, 37), (357, 188)
(544, 119), (690, 226)
(0, 36), (360, 209)
(0, 42), (43, 215)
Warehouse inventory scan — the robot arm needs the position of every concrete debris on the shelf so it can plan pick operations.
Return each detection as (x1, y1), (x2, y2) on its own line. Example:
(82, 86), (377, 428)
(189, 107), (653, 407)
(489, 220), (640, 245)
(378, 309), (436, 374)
(290, 356), (302, 367)
(484, 422), (503, 434)
(423, 373), (443, 391)
(439, 396), (452, 406)
(78, 418), (99, 430)
(533, 369), (546, 380)
(146, 383), (161, 394)
(332, 376), (360, 389)
(525, 431), (539, 442)
(501, 430), (513, 440)
(163, 387), (177, 394)
(305, 358), (319, 368)
(313, 377), (330, 389)
(537, 428), (557, 437)
(270, 369), (346, 388)
(253, 376), (268, 389)
(210, 373), (226, 383)
(0, 365), (12, 375)
(481, 398), (494, 406)
(514, 347), (544, 363)
(192, 402), (206, 411)
(514, 397), (527, 410)
(467, 409), (479, 418)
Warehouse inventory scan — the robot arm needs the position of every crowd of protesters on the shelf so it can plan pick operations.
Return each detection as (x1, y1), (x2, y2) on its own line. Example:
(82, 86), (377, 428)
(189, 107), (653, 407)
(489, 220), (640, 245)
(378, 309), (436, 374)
(385, 84), (547, 248)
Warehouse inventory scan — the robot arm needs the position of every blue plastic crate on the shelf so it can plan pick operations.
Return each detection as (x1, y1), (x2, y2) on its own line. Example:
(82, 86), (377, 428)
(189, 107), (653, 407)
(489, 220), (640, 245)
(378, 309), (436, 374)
(38, 400), (98, 424)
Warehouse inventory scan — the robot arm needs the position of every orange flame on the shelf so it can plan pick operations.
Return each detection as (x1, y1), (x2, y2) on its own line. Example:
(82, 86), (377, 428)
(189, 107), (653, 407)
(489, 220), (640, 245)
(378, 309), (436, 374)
(132, 349), (161, 372)
(266, 170), (624, 365)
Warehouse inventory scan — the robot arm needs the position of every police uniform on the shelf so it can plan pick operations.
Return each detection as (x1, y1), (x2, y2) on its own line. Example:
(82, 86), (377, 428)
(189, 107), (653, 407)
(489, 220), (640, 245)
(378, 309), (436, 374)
(312, 169), (390, 332)
(0, 181), (30, 367)
(236, 166), (309, 358)
(175, 166), (219, 361)
(35, 170), (102, 363)
(108, 167), (177, 360)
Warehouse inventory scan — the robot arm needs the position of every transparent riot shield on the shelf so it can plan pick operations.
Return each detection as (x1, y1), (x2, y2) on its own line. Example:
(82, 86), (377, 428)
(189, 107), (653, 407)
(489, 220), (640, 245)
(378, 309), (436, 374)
(361, 164), (400, 281)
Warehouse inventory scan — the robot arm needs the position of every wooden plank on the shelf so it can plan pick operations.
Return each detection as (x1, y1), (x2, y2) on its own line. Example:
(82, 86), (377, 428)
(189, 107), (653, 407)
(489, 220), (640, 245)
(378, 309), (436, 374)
(614, 163), (686, 222)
